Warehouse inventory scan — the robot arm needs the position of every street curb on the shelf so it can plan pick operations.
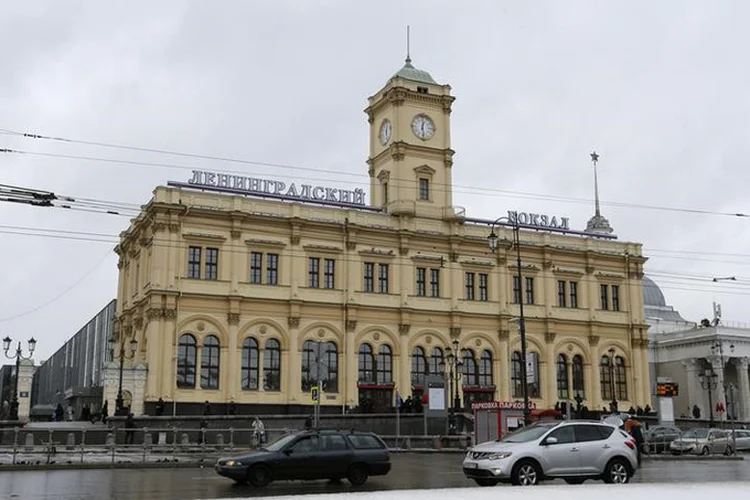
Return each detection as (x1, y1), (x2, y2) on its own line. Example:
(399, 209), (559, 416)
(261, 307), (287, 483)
(643, 455), (744, 461)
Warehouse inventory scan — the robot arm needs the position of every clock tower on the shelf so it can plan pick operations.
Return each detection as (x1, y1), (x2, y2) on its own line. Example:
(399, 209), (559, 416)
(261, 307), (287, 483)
(365, 55), (457, 219)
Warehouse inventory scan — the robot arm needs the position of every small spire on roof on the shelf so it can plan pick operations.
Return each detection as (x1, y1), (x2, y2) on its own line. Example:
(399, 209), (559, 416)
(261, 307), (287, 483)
(405, 25), (413, 66)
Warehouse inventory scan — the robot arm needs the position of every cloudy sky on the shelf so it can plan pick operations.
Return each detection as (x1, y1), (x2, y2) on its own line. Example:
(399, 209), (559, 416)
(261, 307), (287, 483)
(2, 0), (750, 361)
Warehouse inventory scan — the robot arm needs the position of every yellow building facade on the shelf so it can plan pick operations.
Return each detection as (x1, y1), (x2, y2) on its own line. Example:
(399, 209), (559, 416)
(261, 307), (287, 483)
(114, 57), (650, 416)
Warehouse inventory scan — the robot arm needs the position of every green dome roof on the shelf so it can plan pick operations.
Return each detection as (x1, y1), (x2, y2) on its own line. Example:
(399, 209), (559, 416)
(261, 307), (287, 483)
(392, 57), (437, 85)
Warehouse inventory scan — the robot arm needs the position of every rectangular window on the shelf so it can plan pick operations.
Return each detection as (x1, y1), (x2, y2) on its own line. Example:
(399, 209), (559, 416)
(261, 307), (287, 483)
(250, 252), (263, 284)
(525, 277), (534, 305)
(205, 248), (218, 280)
(569, 281), (578, 308)
(479, 273), (488, 302)
(383, 182), (388, 204)
(465, 272), (475, 300)
(512, 276), (521, 304)
(416, 267), (426, 296)
(187, 246), (201, 279)
(363, 262), (374, 293)
(600, 284), (609, 310)
(308, 257), (320, 288)
(267, 253), (278, 285)
(378, 263), (389, 294)
(430, 268), (440, 297)
(557, 280), (566, 307)
(418, 178), (430, 201)
(324, 258), (335, 289)
(612, 285), (620, 311)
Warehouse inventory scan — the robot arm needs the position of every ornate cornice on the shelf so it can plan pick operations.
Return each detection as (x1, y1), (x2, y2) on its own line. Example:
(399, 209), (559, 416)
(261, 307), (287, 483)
(588, 335), (600, 347)
(230, 230), (241, 240)
(227, 313), (240, 325)
(449, 327), (461, 339)
(152, 222), (167, 233)
(346, 320), (358, 332)
(146, 308), (163, 321)
(498, 329), (510, 341)
(288, 316), (301, 329)
(545, 332), (557, 344)
(162, 308), (177, 320)
(399, 323), (411, 336)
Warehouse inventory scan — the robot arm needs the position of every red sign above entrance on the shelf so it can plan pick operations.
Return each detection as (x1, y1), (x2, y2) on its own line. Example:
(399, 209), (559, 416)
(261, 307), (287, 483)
(471, 400), (537, 411)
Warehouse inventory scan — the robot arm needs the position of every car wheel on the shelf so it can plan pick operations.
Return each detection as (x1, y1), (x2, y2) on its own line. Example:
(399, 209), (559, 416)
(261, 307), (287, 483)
(724, 446), (733, 456)
(564, 478), (586, 485)
(347, 464), (369, 486)
(474, 478), (500, 487)
(511, 460), (541, 486)
(603, 458), (631, 484)
(247, 464), (272, 488)
(701, 446), (710, 456)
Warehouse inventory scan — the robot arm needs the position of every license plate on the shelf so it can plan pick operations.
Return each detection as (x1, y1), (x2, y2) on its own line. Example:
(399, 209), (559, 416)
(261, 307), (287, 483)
(465, 462), (478, 469)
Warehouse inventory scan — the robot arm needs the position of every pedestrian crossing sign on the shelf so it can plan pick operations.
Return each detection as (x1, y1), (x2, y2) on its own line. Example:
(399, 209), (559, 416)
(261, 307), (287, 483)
(311, 386), (319, 403)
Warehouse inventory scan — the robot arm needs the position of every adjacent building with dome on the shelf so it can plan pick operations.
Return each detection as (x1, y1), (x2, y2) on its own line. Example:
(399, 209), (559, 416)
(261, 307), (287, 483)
(646, 277), (750, 423)
(110, 55), (652, 417)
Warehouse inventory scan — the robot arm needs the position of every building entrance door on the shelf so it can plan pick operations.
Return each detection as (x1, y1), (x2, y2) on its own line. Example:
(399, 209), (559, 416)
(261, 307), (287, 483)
(358, 387), (393, 413)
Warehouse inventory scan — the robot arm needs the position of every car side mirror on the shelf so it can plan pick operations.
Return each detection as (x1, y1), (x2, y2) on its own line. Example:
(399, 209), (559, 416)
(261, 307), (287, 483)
(544, 437), (558, 445)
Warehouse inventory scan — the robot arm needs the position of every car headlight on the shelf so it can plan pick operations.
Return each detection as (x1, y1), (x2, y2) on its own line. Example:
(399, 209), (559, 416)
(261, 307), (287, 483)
(225, 460), (243, 467)
(487, 452), (512, 460)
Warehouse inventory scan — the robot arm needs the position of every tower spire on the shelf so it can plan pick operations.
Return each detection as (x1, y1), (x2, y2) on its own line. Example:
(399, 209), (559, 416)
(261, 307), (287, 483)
(585, 150), (615, 235)
(405, 25), (412, 66)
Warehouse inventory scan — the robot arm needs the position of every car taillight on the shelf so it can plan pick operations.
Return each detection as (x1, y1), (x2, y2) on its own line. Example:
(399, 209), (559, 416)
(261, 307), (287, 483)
(624, 440), (635, 450)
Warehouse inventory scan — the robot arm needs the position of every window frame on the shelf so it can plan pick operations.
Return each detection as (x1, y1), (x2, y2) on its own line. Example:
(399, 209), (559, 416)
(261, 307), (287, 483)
(615, 356), (627, 400)
(378, 263), (389, 294)
(418, 178), (430, 201)
(200, 335), (220, 390)
(465, 271), (475, 300)
(205, 248), (219, 281)
(416, 267), (427, 296)
(569, 281), (578, 308)
(429, 268), (440, 297)
(266, 253), (279, 285)
(241, 337), (260, 391)
(557, 280), (566, 307)
(177, 333), (197, 388)
(478, 273), (488, 302)
(600, 284), (609, 310)
(187, 246), (201, 279)
(263, 338), (282, 392)
(525, 277), (534, 305)
(308, 257), (320, 288)
(250, 251), (263, 284)
(363, 262), (375, 293)
(556, 354), (569, 400)
(612, 285), (620, 311)
(572, 354), (585, 397)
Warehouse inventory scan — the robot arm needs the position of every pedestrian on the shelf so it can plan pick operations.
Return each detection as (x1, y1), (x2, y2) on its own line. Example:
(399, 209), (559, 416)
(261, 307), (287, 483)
(252, 417), (266, 446)
(124, 413), (136, 445)
(228, 400), (236, 416)
(627, 417), (645, 465)
(203, 400), (211, 416)
(54, 403), (64, 422)
(100, 400), (109, 424)
(304, 414), (313, 429)
(155, 397), (165, 416)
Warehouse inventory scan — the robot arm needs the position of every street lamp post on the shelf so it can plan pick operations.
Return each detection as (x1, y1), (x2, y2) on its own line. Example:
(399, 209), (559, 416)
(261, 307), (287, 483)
(699, 368), (719, 428)
(488, 215), (531, 425)
(2, 336), (36, 421)
(442, 340), (464, 411)
(608, 347), (617, 412)
(711, 340), (736, 453)
(109, 335), (137, 417)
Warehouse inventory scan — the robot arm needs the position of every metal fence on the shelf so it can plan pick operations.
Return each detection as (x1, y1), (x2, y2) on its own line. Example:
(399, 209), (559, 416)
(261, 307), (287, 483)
(0, 426), (470, 466)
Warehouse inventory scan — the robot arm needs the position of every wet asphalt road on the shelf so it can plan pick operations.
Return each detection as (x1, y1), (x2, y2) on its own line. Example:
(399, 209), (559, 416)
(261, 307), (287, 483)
(1, 454), (749, 500)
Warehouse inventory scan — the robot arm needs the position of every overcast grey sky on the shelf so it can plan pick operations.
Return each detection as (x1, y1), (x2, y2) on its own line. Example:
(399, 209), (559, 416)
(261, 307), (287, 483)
(2, 0), (750, 361)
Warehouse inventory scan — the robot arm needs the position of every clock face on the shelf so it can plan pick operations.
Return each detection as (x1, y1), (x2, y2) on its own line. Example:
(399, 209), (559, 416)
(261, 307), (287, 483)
(379, 119), (392, 146)
(411, 114), (435, 140)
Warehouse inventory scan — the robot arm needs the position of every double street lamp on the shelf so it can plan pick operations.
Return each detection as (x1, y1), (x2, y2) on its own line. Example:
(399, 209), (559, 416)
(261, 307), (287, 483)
(488, 215), (531, 426)
(109, 335), (137, 417)
(440, 339), (464, 411)
(2, 336), (36, 421)
(699, 368), (719, 428)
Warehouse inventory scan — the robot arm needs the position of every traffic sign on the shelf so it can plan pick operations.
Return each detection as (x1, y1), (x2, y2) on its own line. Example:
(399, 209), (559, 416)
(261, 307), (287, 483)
(311, 386), (319, 403)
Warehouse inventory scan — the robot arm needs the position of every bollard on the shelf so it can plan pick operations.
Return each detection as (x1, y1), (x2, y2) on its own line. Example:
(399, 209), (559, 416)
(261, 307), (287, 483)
(158, 432), (167, 445)
(229, 427), (235, 450)
(80, 430), (86, 464)
(180, 433), (190, 446)
(66, 432), (76, 451)
(24, 433), (34, 452)
(144, 432), (153, 448)
(216, 433), (225, 449)
(106, 432), (115, 448)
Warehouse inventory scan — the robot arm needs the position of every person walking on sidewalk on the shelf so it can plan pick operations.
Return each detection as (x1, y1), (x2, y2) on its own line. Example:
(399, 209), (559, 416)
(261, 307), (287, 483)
(125, 413), (136, 445)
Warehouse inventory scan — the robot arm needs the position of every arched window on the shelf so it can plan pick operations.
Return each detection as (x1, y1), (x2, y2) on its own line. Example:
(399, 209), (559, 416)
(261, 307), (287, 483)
(376, 345), (393, 385)
(411, 347), (428, 387)
(461, 349), (478, 386)
(572, 354), (585, 398)
(200, 335), (220, 390)
(479, 350), (493, 387)
(429, 347), (444, 375)
(241, 337), (259, 390)
(176, 334), (196, 389)
(615, 356), (627, 400)
(358, 344), (375, 384)
(301, 341), (338, 393)
(511, 351), (523, 398)
(556, 354), (569, 400)
(527, 352), (540, 398)
(264, 338), (281, 391)
(600, 355), (613, 401)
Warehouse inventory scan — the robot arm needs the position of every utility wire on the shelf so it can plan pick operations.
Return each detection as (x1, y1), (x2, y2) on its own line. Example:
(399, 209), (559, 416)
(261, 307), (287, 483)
(2, 127), (748, 218)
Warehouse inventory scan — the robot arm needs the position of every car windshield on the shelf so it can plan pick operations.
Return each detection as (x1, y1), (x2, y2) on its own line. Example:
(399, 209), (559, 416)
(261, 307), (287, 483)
(499, 423), (557, 443)
(263, 434), (299, 452)
(683, 429), (708, 439)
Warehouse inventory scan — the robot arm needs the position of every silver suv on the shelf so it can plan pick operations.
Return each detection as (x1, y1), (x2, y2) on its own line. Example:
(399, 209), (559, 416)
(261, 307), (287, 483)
(462, 421), (639, 486)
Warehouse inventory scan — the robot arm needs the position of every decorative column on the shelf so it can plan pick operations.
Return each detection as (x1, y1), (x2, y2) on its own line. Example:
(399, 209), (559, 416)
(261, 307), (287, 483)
(545, 332), (557, 407)
(588, 334), (601, 409)
(681, 358), (703, 418)
(498, 329), (510, 401)
(144, 309), (162, 401)
(230, 230), (242, 293)
(629, 336), (644, 406)
(399, 324), (411, 399)
(227, 312), (240, 401)
(160, 308), (177, 402)
(287, 316), (301, 403)
(734, 357), (750, 422)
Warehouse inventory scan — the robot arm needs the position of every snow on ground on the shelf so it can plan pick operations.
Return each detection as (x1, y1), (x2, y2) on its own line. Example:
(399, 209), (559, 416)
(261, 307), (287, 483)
(215, 482), (749, 500)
